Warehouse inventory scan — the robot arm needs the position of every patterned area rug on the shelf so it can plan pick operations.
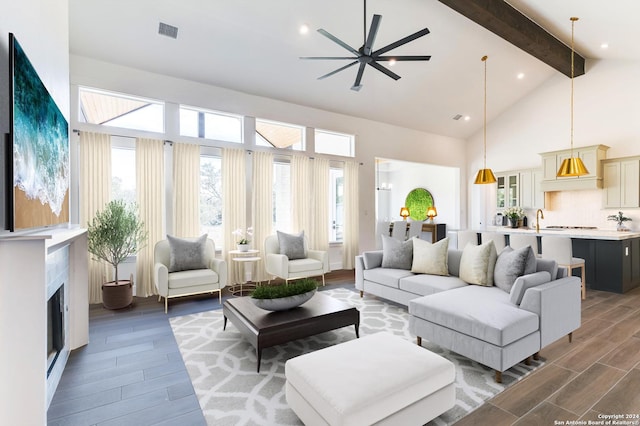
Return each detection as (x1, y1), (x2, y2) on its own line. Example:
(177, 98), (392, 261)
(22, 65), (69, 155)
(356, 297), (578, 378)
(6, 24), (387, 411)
(170, 288), (543, 425)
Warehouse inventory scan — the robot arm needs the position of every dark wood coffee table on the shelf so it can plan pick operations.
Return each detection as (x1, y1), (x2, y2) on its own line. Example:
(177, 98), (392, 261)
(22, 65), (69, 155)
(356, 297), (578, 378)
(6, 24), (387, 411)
(223, 292), (360, 372)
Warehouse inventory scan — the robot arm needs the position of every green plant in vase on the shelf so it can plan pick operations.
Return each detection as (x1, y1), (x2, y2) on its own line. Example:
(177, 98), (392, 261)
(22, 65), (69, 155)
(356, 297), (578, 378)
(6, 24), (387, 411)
(607, 211), (632, 231)
(504, 206), (524, 228)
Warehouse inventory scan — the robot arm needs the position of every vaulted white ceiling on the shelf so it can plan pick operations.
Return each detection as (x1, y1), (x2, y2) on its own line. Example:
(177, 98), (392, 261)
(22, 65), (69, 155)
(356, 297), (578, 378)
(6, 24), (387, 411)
(69, 0), (640, 140)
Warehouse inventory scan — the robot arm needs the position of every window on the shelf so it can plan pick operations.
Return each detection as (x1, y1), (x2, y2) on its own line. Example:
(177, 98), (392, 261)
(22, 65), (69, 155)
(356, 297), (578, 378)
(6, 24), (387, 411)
(111, 137), (136, 204)
(315, 129), (355, 157)
(273, 161), (291, 232)
(79, 87), (164, 133)
(200, 154), (223, 245)
(180, 106), (242, 143)
(330, 168), (344, 242)
(256, 119), (305, 151)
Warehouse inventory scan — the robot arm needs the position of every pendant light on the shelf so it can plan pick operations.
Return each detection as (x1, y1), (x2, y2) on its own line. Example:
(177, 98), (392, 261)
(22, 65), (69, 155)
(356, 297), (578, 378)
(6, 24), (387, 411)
(557, 17), (589, 177)
(474, 55), (497, 184)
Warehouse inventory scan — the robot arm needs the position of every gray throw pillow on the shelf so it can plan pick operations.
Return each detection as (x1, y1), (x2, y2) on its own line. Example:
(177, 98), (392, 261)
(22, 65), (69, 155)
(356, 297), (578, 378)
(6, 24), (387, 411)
(167, 234), (208, 273)
(381, 235), (413, 270)
(523, 245), (537, 275)
(494, 246), (530, 293)
(277, 231), (307, 260)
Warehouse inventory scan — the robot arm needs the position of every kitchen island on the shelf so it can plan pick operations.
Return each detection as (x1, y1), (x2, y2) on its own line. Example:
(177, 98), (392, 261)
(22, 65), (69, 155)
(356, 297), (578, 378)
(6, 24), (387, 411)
(465, 227), (640, 294)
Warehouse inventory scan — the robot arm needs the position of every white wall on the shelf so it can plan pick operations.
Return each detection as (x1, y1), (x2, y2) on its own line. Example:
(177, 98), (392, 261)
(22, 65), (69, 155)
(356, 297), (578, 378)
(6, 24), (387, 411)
(0, 0), (70, 230)
(70, 55), (469, 251)
(467, 58), (640, 231)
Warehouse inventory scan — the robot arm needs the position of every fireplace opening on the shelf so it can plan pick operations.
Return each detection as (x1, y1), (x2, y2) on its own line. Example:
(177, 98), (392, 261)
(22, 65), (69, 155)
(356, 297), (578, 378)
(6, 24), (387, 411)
(47, 285), (65, 378)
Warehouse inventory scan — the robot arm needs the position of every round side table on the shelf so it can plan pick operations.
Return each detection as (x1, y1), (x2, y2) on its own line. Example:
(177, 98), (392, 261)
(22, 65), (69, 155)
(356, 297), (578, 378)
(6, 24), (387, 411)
(229, 250), (261, 297)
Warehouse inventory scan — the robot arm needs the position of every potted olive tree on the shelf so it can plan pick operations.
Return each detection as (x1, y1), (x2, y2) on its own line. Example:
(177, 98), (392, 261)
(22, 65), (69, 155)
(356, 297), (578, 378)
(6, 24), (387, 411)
(87, 200), (148, 309)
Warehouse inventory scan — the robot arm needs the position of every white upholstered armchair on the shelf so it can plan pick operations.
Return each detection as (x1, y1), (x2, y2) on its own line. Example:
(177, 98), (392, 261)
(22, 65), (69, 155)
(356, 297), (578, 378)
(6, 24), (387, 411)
(154, 236), (227, 313)
(264, 232), (329, 285)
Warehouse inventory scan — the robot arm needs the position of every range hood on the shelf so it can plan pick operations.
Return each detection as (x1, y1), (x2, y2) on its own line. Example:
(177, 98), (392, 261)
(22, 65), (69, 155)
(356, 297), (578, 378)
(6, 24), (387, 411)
(541, 176), (603, 192)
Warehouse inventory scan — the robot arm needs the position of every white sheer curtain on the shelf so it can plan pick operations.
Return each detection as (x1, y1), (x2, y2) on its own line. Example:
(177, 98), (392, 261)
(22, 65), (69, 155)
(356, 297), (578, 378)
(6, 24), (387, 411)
(310, 157), (330, 251)
(136, 138), (165, 297)
(252, 151), (273, 281)
(79, 132), (112, 304)
(173, 142), (201, 237)
(342, 160), (360, 269)
(291, 154), (311, 235)
(222, 148), (247, 285)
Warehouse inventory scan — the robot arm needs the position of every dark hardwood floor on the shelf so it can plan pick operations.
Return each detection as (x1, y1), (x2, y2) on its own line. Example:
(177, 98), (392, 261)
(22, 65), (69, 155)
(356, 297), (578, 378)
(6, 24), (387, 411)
(48, 271), (640, 425)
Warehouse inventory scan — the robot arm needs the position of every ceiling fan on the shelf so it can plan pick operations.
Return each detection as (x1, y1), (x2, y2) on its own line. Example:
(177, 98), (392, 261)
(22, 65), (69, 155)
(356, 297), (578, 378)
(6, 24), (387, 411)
(300, 0), (431, 91)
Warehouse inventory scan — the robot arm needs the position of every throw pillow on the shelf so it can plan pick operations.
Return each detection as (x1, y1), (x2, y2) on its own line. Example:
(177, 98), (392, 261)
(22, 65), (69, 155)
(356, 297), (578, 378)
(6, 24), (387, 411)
(494, 246), (530, 293)
(277, 231), (307, 260)
(381, 234), (413, 270)
(523, 245), (537, 275)
(411, 237), (449, 276)
(167, 234), (208, 273)
(459, 241), (495, 286)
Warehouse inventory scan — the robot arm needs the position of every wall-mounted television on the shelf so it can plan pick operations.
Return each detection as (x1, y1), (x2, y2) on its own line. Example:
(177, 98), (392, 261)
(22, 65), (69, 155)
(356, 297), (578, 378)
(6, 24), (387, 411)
(8, 33), (69, 231)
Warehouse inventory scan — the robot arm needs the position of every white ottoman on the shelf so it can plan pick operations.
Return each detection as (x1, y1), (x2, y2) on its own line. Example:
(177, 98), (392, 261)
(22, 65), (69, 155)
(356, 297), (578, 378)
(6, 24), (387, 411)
(285, 332), (455, 426)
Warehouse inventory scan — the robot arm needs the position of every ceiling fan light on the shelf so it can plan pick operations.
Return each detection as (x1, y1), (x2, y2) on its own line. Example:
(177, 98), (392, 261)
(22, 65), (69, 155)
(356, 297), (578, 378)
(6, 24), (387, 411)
(474, 168), (497, 184)
(556, 157), (589, 177)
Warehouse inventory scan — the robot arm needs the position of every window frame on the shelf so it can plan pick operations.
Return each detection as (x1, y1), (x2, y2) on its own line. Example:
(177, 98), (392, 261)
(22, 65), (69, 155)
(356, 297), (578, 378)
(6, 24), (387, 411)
(314, 128), (355, 157)
(179, 105), (243, 143)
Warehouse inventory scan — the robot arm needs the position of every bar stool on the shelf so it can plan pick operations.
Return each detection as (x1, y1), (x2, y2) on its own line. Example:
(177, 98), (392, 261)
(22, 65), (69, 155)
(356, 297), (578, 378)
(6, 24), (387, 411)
(456, 230), (479, 250)
(541, 235), (586, 300)
(481, 232), (507, 252)
(509, 234), (539, 256)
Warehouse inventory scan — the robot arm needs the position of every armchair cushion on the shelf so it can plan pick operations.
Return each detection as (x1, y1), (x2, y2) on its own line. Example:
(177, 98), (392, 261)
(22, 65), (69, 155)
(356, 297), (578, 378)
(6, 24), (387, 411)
(166, 234), (208, 272)
(169, 269), (219, 289)
(278, 231), (307, 260)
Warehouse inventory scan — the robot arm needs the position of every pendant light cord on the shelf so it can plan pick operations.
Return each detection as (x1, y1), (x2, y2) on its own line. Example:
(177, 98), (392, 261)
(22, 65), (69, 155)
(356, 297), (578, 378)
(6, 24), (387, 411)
(482, 55), (488, 169)
(570, 17), (577, 158)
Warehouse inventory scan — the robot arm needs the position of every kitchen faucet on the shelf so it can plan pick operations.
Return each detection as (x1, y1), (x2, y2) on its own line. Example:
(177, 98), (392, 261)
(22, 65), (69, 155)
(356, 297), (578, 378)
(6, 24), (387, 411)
(536, 209), (544, 233)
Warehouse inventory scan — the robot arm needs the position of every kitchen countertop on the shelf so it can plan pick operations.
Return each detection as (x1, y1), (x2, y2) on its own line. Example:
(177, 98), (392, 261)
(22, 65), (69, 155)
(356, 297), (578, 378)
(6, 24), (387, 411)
(481, 226), (640, 240)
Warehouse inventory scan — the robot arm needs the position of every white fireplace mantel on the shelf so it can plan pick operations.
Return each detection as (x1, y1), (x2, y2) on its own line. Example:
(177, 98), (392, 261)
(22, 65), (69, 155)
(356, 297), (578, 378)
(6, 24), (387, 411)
(0, 227), (88, 425)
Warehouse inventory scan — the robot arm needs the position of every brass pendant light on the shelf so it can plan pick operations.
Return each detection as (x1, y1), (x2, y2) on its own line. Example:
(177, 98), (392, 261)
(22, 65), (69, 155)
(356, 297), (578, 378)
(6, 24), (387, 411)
(557, 17), (589, 177)
(474, 55), (497, 184)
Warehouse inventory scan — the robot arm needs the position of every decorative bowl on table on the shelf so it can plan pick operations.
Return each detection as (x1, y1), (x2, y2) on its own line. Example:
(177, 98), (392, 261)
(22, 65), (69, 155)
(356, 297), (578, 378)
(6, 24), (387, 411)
(251, 289), (316, 311)
(250, 278), (318, 311)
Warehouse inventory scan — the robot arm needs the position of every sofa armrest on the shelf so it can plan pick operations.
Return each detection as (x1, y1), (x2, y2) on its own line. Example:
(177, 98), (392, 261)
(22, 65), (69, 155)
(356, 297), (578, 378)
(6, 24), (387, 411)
(266, 253), (289, 279)
(308, 249), (330, 273)
(362, 250), (383, 270)
(520, 276), (581, 347)
(509, 271), (551, 305)
(355, 255), (365, 291)
(154, 263), (169, 296)
(210, 258), (228, 288)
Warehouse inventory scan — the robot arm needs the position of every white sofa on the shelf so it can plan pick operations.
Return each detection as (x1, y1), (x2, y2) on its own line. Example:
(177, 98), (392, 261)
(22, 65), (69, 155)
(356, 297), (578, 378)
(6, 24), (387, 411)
(355, 247), (582, 382)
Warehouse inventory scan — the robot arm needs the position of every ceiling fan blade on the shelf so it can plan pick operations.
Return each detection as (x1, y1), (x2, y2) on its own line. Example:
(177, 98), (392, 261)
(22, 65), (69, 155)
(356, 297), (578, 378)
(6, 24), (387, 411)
(317, 29), (360, 56)
(376, 55), (432, 61)
(363, 14), (382, 56)
(351, 62), (367, 91)
(317, 60), (359, 80)
(300, 56), (359, 60)
(372, 27), (430, 56)
(369, 61), (401, 80)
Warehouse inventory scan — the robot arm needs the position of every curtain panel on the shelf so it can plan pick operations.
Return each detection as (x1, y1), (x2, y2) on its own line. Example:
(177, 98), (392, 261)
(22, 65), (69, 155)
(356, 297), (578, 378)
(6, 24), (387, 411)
(222, 148), (247, 285)
(173, 142), (201, 238)
(136, 138), (165, 297)
(251, 151), (273, 282)
(311, 157), (330, 252)
(342, 160), (360, 269)
(79, 132), (112, 304)
(291, 155), (311, 236)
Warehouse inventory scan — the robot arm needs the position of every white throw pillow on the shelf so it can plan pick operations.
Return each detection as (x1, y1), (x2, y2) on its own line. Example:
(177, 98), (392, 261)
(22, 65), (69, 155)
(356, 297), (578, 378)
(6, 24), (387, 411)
(411, 237), (449, 276)
(459, 241), (497, 286)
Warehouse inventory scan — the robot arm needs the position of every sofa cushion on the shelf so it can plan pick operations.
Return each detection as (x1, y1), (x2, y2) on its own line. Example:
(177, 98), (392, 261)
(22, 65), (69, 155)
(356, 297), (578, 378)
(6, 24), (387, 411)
(278, 230), (307, 260)
(363, 268), (414, 289)
(411, 237), (449, 276)
(524, 246), (537, 275)
(494, 246), (530, 293)
(166, 234), (208, 272)
(447, 250), (463, 277)
(399, 274), (467, 296)
(362, 251), (383, 270)
(381, 235), (413, 270)
(168, 268), (218, 289)
(409, 286), (539, 346)
(509, 271), (552, 305)
(536, 258), (559, 280)
(459, 242), (497, 286)
(288, 258), (323, 274)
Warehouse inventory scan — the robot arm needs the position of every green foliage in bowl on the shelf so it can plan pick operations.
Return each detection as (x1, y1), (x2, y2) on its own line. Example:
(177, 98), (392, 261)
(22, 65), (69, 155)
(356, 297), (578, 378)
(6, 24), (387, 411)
(251, 278), (318, 299)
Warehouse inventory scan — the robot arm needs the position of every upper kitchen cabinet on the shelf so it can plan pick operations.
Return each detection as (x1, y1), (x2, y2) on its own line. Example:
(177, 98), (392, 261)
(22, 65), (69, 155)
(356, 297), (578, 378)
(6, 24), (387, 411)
(603, 157), (640, 208)
(496, 172), (519, 209)
(540, 144), (609, 191)
(496, 169), (543, 209)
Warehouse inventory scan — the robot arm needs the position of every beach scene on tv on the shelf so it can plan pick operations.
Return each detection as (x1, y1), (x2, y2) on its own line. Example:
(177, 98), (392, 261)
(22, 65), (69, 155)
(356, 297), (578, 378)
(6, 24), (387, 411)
(12, 35), (69, 231)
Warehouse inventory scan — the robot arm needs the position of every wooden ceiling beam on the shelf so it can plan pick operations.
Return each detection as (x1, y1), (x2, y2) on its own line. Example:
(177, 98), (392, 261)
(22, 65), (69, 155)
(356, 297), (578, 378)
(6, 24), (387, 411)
(438, 0), (585, 78)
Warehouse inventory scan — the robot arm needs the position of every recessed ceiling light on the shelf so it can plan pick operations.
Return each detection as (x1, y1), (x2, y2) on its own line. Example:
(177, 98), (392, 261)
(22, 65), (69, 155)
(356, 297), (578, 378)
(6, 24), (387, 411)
(299, 24), (310, 35)
(388, 59), (397, 66)
(464, 116), (471, 121)
(601, 43), (609, 49)
(517, 72), (525, 79)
